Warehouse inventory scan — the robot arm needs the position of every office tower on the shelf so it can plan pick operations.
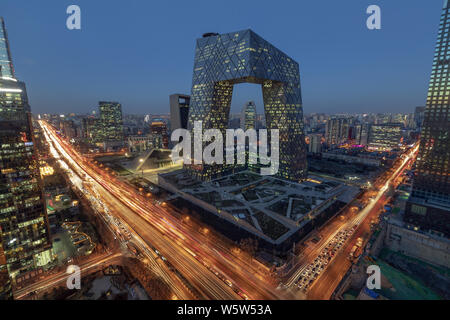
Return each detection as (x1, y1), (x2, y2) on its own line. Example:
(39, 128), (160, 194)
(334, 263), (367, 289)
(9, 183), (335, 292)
(241, 101), (257, 130)
(150, 120), (169, 149)
(60, 119), (77, 139)
(325, 118), (350, 147)
(170, 94), (190, 131)
(99, 101), (123, 142)
(353, 123), (370, 146)
(414, 106), (426, 129)
(375, 113), (391, 124)
(186, 29), (307, 182)
(81, 116), (101, 143)
(0, 18), (14, 79)
(0, 20), (53, 290)
(367, 123), (402, 151)
(307, 133), (322, 154)
(405, 0), (450, 236)
(406, 113), (417, 129)
(391, 113), (405, 125)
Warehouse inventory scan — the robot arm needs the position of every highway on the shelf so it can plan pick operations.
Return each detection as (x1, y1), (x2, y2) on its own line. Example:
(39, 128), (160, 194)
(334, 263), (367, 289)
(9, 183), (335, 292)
(40, 121), (285, 300)
(283, 144), (418, 298)
(38, 119), (417, 300)
(14, 251), (123, 300)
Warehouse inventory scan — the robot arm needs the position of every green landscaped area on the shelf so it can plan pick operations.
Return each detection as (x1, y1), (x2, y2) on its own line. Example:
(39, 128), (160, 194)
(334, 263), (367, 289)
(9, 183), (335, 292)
(376, 259), (442, 300)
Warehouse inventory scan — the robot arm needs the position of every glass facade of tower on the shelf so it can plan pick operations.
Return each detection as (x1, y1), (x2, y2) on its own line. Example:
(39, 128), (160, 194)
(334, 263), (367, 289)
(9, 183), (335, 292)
(325, 118), (351, 147)
(0, 78), (53, 281)
(99, 101), (124, 142)
(241, 101), (256, 131)
(0, 18), (14, 79)
(170, 94), (191, 131)
(367, 123), (402, 151)
(405, 1), (450, 236)
(186, 29), (307, 182)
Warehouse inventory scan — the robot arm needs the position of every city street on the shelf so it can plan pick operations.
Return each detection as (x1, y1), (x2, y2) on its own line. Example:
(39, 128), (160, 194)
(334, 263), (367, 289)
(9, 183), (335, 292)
(40, 120), (286, 300)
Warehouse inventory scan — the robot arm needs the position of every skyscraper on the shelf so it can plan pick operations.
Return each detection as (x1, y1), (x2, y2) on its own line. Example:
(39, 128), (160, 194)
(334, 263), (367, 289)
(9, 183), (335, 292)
(240, 101), (257, 131)
(307, 133), (323, 154)
(98, 101), (124, 142)
(0, 17), (14, 79)
(186, 29), (307, 182)
(169, 94), (191, 131)
(170, 94), (190, 131)
(150, 120), (169, 149)
(414, 106), (425, 129)
(0, 19), (52, 292)
(405, 1), (450, 236)
(325, 118), (350, 147)
(367, 123), (402, 151)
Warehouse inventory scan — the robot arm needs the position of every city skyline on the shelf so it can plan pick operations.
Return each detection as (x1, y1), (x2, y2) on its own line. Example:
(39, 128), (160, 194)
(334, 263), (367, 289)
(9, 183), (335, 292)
(0, 1), (449, 305)
(0, 1), (444, 115)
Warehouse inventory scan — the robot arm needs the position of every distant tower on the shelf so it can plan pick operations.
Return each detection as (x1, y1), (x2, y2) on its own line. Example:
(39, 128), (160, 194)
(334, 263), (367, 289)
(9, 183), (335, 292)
(405, 0), (450, 236)
(98, 101), (124, 142)
(150, 119), (169, 149)
(0, 19), (52, 297)
(0, 17), (15, 78)
(241, 101), (257, 131)
(170, 94), (190, 131)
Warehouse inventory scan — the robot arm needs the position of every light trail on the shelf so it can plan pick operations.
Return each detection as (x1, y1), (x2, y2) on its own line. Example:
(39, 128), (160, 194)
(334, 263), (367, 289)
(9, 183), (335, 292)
(40, 121), (282, 300)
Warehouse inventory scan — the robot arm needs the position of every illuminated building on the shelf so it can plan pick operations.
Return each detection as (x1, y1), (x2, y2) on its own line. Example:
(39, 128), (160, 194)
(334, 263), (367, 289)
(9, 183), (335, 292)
(150, 120), (169, 149)
(186, 29), (307, 182)
(127, 134), (154, 153)
(170, 94), (190, 131)
(405, 0), (450, 236)
(367, 123), (402, 151)
(0, 19), (53, 291)
(325, 118), (350, 147)
(307, 133), (323, 154)
(414, 106), (425, 129)
(60, 119), (77, 139)
(240, 101), (257, 130)
(81, 116), (101, 143)
(99, 101), (124, 142)
(0, 17), (14, 79)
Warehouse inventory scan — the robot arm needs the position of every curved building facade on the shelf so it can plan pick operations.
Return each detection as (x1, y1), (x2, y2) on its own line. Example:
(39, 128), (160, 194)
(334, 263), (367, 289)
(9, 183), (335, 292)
(186, 29), (307, 182)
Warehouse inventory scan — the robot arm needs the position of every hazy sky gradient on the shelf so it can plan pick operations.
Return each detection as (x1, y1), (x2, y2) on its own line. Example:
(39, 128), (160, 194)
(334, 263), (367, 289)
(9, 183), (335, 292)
(0, 0), (442, 115)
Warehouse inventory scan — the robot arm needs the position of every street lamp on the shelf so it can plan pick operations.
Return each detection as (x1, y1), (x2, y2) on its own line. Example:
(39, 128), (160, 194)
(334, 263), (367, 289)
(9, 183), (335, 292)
(139, 158), (144, 177)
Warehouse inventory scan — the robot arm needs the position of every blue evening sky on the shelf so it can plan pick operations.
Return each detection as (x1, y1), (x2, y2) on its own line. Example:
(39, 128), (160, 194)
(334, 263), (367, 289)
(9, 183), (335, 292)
(0, 0), (442, 115)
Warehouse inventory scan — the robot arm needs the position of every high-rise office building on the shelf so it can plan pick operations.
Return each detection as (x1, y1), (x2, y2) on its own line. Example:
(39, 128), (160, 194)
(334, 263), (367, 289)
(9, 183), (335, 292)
(81, 116), (101, 143)
(307, 133), (323, 154)
(99, 101), (123, 142)
(367, 123), (402, 151)
(186, 29), (307, 182)
(150, 120), (169, 149)
(405, 0), (450, 236)
(353, 123), (370, 146)
(241, 101), (257, 131)
(414, 106), (426, 129)
(0, 20), (53, 294)
(0, 17), (14, 79)
(325, 118), (350, 147)
(170, 94), (190, 131)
